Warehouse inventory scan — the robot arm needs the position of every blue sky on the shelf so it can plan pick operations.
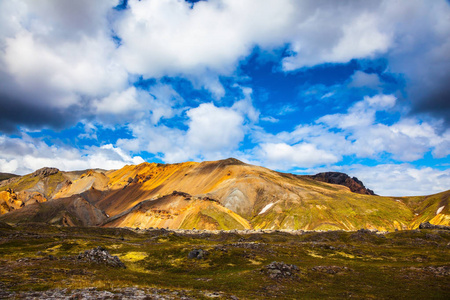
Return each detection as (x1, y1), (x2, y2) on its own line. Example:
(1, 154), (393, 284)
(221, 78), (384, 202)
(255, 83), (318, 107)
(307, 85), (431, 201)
(0, 0), (449, 196)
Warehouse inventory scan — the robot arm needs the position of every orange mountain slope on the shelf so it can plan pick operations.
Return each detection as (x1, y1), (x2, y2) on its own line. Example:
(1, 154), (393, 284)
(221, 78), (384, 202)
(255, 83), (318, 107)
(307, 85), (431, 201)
(0, 158), (448, 231)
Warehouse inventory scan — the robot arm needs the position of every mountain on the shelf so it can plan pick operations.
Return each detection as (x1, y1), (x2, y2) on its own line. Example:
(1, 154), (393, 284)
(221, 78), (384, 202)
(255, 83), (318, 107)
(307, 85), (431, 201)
(0, 159), (448, 231)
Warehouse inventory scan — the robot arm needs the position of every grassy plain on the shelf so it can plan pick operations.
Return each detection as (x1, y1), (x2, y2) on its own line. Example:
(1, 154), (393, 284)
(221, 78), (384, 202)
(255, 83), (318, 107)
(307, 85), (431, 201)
(0, 223), (449, 299)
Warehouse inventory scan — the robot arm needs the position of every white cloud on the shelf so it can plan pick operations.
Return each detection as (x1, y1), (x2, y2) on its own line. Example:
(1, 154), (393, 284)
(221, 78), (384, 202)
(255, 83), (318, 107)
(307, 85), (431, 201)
(254, 94), (449, 164)
(298, 163), (450, 197)
(93, 83), (185, 125)
(0, 134), (144, 175)
(0, 0), (129, 130)
(115, 93), (260, 163)
(365, 94), (396, 109)
(259, 142), (339, 169)
(348, 71), (382, 89)
(282, 2), (392, 70)
(261, 116), (279, 123)
(1, 0), (449, 130)
(345, 164), (450, 196)
(95, 87), (140, 115)
(186, 103), (244, 152)
(115, 0), (293, 78)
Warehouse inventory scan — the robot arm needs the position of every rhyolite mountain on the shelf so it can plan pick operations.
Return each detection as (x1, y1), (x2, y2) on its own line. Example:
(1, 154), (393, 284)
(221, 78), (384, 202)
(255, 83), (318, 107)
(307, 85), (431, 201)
(0, 158), (448, 231)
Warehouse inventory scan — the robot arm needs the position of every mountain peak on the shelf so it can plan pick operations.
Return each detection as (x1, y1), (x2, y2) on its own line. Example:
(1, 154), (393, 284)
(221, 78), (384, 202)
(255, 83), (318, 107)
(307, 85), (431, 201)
(309, 172), (376, 195)
(31, 167), (60, 178)
(220, 157), (246, 165)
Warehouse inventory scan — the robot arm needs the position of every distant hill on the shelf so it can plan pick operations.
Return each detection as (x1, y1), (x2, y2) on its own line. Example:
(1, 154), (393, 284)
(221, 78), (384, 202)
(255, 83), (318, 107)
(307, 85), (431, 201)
(0, 172), (18, 182)
(0, 159), (448, 231)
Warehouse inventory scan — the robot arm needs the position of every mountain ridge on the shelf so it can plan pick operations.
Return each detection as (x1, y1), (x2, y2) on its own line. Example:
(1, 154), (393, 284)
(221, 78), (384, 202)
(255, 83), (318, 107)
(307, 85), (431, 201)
(0, 158), (448, 231)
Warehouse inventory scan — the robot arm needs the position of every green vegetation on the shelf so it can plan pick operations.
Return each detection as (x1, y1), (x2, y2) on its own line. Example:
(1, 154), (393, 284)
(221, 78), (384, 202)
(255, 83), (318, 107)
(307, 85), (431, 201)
(1, 224), (449, 299)
(0, 174), (40, 192)
(251, 192), (416, 231)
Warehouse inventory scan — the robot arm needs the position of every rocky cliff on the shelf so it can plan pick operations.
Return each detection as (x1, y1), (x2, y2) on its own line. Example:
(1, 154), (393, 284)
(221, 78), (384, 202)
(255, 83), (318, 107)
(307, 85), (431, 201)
(309, 172), (376, 195)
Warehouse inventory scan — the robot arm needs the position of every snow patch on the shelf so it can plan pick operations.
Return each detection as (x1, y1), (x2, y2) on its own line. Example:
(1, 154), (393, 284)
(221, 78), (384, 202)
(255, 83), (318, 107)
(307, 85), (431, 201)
(259, 202), (275, 215)
(436, 206), (445, 215)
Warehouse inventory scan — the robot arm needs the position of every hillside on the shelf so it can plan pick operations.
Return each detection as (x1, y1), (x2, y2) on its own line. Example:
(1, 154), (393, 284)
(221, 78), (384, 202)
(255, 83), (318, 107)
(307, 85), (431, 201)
(0, 172), (18, 182)
(0, 158), (448, 231)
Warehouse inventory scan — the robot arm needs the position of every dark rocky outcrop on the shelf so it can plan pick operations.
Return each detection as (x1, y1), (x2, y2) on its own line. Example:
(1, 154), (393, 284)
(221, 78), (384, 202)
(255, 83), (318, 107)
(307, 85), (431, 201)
(261, 261), (299, 279)
(172, 191), (191, 198)
(188, 249), (208, 259)
(77, 246), (125, 268)
(309, 172), (375, 195)
(31, 167), (59, 178)
(419, 222), (450, 230)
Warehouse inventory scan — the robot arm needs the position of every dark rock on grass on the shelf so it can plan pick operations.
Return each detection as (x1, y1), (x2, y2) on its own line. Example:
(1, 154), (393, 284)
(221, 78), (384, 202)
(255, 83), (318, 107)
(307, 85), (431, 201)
(407, 265), (450, 277)
(419, 222), (450, 230)
(0, 287), (194, 299)
(422, 266), (450, 276)
(188, 249), (208, 259)
(262, 261), (299, 279)
(77, 246), (126, 268)
(311, 265), (352, 274)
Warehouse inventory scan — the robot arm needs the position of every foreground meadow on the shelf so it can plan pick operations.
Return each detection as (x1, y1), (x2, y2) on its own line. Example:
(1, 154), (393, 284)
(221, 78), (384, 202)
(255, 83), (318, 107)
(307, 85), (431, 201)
(0, 223), (449, 299)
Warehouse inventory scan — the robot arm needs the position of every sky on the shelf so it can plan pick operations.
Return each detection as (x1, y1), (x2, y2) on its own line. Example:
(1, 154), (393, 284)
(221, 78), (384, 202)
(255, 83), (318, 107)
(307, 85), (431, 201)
(0, 0), (449, 196)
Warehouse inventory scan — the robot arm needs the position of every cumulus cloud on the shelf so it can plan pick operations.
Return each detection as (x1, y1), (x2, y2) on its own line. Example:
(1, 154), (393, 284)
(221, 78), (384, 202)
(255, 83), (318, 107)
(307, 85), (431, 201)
(282, 2), (391, 70)
(348, 71), (382, 89)
(299, 163), (450, 197)
(114, 0), (293, 78)
(0, 0), (128, 131)
(0, 134), (144, 175)
(254, 94), (450, 165)
(117, 94), (259, 163)
(186, 103), (245, 152)
(95, 87), (140, 115)
(382, 0), (450, 123)
(280, 0), (450, 124)
(0, 0), (449, 132)
(258, 142), (339, 169)
(345, 164), (450, 197)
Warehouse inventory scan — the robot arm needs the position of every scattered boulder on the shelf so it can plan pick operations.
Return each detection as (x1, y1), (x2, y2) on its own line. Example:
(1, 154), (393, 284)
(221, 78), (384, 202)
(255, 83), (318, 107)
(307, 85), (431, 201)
(423, 266), (450, 276)
(0, 287), (192, 299)
(262, 261), (299, 279)
(77, 246), (126, 268)
(418, 222), (450, 230)
(188, 249), (208, 259)
(309, 172), (375, 195)
(407, 266), (450, 277)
